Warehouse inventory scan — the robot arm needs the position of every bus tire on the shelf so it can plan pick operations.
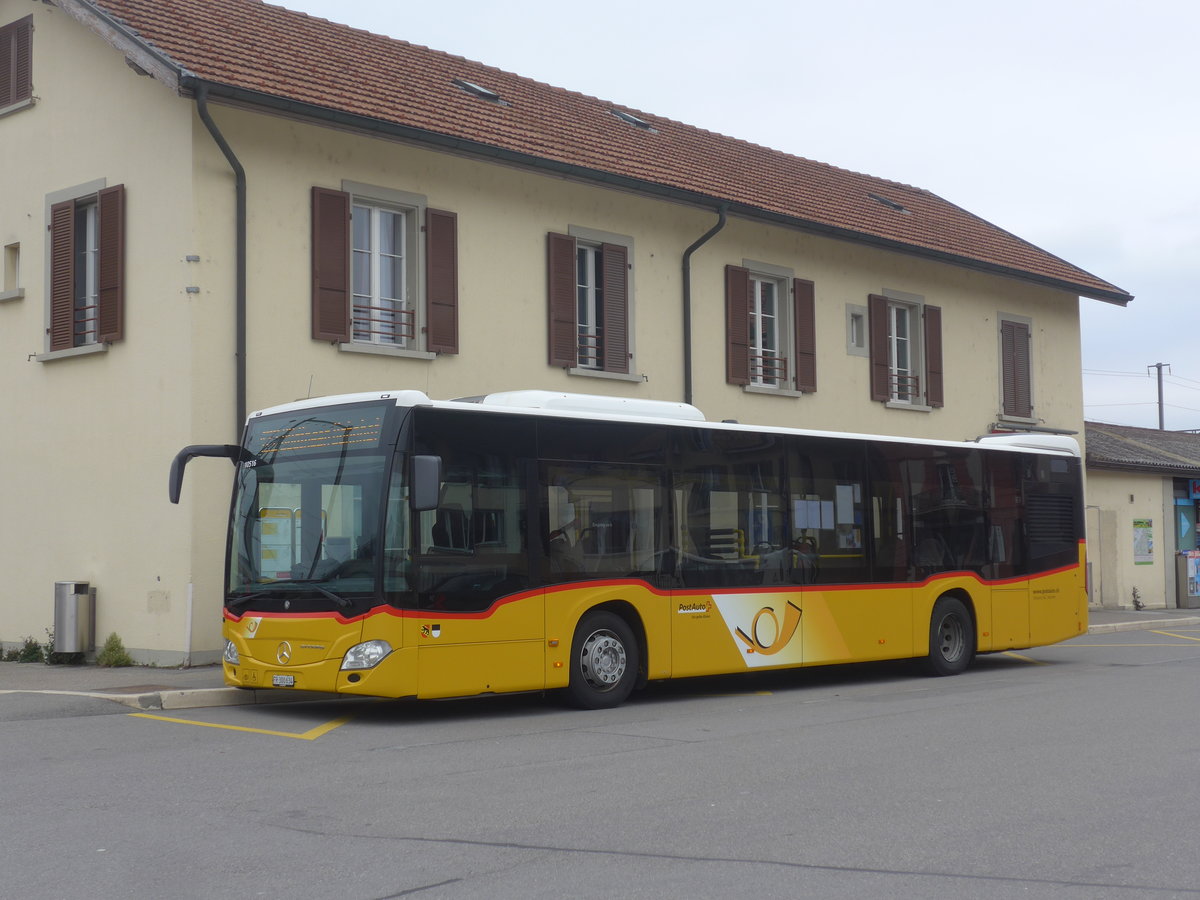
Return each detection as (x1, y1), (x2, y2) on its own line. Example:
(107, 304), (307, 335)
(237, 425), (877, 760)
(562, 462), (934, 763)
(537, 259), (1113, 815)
(925, 595), (974, 676)
(565, 611), (638, 709)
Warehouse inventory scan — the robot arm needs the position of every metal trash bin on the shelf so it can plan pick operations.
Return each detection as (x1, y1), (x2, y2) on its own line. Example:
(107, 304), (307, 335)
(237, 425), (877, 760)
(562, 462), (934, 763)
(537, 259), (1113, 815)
(54, 581), (94, 653)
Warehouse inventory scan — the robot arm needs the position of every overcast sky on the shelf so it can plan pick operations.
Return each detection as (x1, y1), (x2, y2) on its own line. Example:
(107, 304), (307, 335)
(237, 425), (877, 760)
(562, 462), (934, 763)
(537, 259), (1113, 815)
(285, 0), (1200, 432)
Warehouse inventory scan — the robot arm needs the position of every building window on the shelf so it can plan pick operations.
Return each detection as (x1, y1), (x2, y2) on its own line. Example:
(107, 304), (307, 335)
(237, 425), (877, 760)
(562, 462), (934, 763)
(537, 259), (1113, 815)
(999, 315), (1033, 418)
(575, 242), (604, 369)
(311, 184), (457, 354)
(547, 229), (631, 374)
(868, 292), (942, 407)
(0, 15), (33, 112)
(47, 185), (125, 352)
(352, 203), (411, 347)
(846, 304), (868, 357)
(1, 242), (21, 301)
(750, 273), (784, 386)
(725, 265), (816, 392)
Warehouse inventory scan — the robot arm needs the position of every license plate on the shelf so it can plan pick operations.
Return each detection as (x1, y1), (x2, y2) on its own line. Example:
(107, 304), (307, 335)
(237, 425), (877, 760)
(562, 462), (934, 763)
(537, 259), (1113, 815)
(272, 674), (296, 687)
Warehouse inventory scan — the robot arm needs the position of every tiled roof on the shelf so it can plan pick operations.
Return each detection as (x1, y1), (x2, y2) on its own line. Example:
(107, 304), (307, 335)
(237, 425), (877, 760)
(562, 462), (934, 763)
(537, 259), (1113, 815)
(1086, 422), (1200, 475)
(87, 0), (1131, 303)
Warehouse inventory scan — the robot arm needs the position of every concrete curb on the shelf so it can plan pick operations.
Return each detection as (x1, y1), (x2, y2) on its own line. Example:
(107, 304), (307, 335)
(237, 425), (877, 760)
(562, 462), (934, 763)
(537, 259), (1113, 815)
(1087, 616), (1200, 635)
(0, 686), (332, 711)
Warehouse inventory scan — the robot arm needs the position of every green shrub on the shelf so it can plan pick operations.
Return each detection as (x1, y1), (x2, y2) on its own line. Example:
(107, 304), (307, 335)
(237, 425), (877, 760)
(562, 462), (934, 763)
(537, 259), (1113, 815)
(96, 632), (135, 668)
(15, 635), (43, 663)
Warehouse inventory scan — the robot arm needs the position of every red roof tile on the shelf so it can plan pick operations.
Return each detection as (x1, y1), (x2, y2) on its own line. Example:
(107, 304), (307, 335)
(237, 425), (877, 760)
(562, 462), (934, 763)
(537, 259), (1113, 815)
(90, 0), (1130, 303)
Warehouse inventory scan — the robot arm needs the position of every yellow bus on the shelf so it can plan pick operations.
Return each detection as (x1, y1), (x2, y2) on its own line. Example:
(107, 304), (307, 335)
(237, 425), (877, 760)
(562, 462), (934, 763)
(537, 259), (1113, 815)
(170, 389), (1087, 708)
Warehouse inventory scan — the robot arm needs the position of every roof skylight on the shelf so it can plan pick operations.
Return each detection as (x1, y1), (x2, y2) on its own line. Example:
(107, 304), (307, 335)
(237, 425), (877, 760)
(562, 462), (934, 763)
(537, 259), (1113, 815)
(869, 193), (911, 214)
(610, 109), (656, 133)
(452, 79), (508, 106)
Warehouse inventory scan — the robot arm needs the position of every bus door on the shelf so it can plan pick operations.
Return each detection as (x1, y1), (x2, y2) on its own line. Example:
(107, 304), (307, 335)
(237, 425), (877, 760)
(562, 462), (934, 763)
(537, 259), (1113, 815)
(793, 440), (879, 665)
(409, 410), (542, 699)
(985, 452), (1029, 649)
(671, 430), (796, 678)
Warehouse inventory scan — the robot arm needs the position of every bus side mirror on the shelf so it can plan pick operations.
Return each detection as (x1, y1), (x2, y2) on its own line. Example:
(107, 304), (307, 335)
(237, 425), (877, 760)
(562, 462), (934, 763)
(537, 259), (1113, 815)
(410, 455), (442, 512)
(169, 444), (245, 504)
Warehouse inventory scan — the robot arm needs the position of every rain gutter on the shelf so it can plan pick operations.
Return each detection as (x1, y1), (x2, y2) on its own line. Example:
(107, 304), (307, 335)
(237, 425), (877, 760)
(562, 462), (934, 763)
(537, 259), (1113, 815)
(681, 207), (727, 406)
(193, 83), (248, 439)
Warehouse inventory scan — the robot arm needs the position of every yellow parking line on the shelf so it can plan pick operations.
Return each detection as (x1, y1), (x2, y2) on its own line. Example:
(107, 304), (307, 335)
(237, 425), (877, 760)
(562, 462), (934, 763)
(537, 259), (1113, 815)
(1002, 651), (1047, 665)
(129, 712), (354, 740)
(1150, 630), (1200, 643)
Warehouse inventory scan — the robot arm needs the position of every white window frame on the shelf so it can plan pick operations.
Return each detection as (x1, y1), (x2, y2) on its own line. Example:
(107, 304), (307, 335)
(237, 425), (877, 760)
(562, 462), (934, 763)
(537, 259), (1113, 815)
(339, 181), (432, 361)
(575, 241), (603, 369)
(351, 203), (410, 347)
(749, 272), (786, 387)
(882, 289), (928, 409)
(74, 199), (100, 347)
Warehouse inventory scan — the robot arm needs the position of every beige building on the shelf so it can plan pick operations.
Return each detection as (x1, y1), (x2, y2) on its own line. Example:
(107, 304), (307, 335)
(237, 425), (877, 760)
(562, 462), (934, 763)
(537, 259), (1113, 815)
(1085, 423), (1200, 610)
(0, 0), (1131, 662)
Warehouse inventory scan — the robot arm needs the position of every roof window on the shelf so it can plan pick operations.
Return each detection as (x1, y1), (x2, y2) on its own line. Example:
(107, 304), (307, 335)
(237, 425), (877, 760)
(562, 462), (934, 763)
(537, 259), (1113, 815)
(610, 109), (656, 133)
(869, 193), (911, 215)
(452, 79), (509, 106)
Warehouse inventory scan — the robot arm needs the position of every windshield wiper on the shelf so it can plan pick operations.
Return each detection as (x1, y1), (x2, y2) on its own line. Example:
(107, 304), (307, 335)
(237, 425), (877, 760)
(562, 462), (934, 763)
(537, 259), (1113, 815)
(226, 582), (352, 610)
(283, 579), (353, 608)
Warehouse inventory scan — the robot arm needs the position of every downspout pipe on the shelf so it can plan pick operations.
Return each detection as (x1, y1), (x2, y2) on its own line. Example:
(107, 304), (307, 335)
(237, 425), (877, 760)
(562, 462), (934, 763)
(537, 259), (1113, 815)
(681, 205), (727, 406)
(194, 84), (247, 440)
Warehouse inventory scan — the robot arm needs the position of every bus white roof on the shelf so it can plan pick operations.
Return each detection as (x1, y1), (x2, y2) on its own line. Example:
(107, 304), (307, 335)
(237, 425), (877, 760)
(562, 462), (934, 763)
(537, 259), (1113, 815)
(246, 390), (1079, 458)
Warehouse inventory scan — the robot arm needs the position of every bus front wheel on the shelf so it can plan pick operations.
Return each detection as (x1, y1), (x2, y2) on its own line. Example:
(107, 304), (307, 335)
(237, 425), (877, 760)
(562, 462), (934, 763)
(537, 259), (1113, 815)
(925, 596), (974, 676)
(565, 611), (638, 709)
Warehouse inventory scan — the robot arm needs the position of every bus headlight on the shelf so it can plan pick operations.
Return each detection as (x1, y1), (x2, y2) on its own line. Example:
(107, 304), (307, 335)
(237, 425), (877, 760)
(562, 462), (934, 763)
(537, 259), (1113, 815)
(222, 639), (240, 665)
(341, 640), (393, 670)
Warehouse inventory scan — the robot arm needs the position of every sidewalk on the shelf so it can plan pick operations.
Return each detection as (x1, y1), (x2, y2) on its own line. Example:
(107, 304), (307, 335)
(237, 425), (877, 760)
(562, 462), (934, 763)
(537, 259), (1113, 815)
(3, 606), (1199, 712)
(0, 658), (324, 711)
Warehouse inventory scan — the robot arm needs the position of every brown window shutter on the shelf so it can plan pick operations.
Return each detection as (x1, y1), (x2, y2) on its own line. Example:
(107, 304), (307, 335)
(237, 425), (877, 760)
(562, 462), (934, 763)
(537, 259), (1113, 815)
(1001, 320), (1032, 417)
(311, 187), (350, 342)
(793, 278), (816, 392)
(868, 294), (890, 401)
(96, 185), (125, 343)
(547, 232), (576, 367)
(725, 265), (750, 385)
(601, 242), (629, 373)
(923, 304), (943, 408)
(1, 16), (32, 107)
(49, 199), (75, 352)
(425, 208), (458, 354)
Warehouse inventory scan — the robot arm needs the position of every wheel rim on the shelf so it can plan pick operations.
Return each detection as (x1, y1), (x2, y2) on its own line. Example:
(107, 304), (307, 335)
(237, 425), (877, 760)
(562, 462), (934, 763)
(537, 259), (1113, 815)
(579, 628), (627, 692)
(937, 613), (965, 662)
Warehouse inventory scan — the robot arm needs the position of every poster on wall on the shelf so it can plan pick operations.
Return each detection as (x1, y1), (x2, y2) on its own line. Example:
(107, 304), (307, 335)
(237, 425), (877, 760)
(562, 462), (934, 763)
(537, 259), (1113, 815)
(1133, 518), (1154, 565)
(1188, 553), (1200, 598)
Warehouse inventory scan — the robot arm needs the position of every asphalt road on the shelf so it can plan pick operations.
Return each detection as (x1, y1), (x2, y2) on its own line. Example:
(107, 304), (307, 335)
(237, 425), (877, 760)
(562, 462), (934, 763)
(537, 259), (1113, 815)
(3, 627), (1199, 899)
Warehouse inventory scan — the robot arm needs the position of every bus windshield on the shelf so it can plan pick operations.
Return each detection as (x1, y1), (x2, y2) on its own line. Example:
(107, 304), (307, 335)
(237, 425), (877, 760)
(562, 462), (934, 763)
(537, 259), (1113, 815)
(227, 401), (400, 612)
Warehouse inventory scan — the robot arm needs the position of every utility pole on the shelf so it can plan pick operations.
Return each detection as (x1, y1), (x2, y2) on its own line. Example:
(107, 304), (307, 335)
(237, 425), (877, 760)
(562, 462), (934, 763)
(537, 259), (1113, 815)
(1149, 362), (1171, 429)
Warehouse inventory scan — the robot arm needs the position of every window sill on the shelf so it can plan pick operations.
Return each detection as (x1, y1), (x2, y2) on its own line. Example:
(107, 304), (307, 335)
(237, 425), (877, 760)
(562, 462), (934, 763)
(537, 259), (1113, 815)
(0, 287), (23, 303)
(338, 342), (437, 361)
(884, 399), (933, 413)
(567, 367), (644, 383)
(36, 342), (108, 363)
(0, 97), (35, 119)
(996, 413), (1038, 426)
(743, 384), (809, 398)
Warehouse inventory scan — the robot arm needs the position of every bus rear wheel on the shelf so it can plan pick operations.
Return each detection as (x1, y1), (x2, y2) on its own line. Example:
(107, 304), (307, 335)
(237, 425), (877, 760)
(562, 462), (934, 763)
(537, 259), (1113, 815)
(565, 611), (638, 709)
(925, 596), (974, 676)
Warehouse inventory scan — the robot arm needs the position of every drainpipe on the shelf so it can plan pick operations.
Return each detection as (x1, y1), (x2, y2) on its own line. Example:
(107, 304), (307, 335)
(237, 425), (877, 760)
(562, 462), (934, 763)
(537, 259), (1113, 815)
(194, 84), (248, 439)
(681, 205), (727, 406)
